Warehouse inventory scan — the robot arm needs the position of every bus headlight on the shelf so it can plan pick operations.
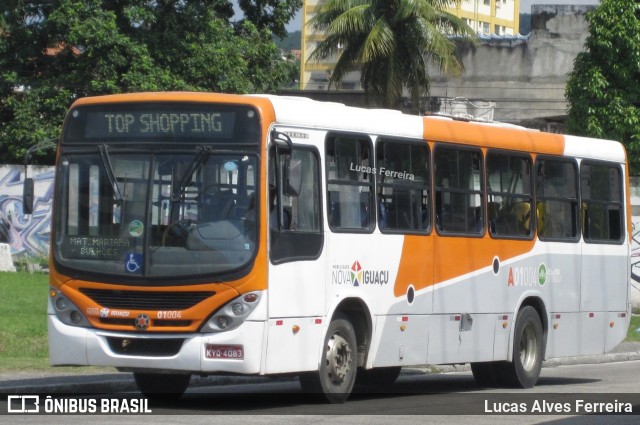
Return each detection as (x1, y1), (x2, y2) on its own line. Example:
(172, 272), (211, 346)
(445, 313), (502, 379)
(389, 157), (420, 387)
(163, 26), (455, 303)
(200, 292), (261, 333)
(49, 288), (91, 328)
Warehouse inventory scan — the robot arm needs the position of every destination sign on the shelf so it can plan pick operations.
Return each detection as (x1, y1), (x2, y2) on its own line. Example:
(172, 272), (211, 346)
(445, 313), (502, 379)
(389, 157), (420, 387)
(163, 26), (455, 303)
(63, 236), (134, 260)
(84, 111), (235, 139)
(63, 103), (259, 142)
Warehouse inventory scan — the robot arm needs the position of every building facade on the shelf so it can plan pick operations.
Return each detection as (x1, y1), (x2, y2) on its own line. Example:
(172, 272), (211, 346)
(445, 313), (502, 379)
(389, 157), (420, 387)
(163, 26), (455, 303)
(300, 0), (521, 91)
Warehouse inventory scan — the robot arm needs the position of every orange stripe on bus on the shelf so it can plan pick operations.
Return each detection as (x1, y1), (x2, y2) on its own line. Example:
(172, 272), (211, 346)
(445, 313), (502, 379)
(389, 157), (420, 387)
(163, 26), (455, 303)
(423, 117), (565, 155)
(393, 235), (434, 297)
(393, 234), (536, 297)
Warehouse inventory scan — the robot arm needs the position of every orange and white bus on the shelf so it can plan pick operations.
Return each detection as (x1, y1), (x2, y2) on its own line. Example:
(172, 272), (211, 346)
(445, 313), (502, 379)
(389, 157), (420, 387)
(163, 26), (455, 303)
(37, 92), (631, 403)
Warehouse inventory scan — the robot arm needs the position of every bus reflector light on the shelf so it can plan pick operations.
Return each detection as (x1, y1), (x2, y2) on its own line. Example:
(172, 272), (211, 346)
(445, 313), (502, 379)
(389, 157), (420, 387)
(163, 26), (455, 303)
(315, 318), (322, 324)
(619, 313), (626, 317)
(555, 314), (561, 319)
(589, 313), (595, 318)
(276, 320), (283, 326)
(610, 322), (615, 328)
(292, 325), (300, 334)
(244, 294), (258, 303)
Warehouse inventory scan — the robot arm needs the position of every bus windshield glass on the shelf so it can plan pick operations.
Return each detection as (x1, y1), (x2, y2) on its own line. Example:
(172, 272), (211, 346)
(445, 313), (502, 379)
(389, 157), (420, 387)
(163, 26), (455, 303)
(54, 103), (261, 281)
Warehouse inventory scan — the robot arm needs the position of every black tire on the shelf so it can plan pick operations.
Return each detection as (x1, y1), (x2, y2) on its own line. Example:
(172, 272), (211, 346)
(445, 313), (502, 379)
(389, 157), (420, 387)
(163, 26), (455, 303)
(299, 314), (358, 403)
(499, 306), (544, 388)
(133, 372), (191, 399)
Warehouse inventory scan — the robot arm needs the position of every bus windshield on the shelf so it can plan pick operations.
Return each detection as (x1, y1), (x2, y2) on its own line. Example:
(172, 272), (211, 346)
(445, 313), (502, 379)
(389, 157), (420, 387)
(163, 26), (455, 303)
(53, 103), (261, 282)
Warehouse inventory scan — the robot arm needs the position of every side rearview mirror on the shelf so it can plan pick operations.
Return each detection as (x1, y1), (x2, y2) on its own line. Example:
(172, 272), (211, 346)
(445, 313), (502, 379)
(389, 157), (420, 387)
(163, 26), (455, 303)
(23, 178), (34, 215)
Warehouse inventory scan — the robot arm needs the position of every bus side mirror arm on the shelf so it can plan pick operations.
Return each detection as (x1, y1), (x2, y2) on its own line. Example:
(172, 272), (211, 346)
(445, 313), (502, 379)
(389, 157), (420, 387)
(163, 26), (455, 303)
(23, 178), (34, 215)
(22, 138), (57, 215)
(270, 130), (301, 197)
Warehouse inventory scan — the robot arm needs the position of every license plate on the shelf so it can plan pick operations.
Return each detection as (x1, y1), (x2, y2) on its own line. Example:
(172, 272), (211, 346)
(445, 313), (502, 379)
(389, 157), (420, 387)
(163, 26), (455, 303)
(205, 344), (244, 360)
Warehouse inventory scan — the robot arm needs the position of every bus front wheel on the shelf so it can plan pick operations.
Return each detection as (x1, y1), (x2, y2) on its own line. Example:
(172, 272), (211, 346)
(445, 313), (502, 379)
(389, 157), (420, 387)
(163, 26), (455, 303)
(500, 306), (544, 388)
(299, 314), (358, 403)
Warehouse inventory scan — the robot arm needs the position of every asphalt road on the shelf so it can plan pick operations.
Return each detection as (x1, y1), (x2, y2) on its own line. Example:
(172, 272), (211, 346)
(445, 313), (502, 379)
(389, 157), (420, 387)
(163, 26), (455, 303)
(3, 360), (640, 424)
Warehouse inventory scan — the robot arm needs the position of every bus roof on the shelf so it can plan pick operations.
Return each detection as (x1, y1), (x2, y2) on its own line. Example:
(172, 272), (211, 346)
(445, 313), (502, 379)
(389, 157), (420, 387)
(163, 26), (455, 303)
(69, 92), (627, 163)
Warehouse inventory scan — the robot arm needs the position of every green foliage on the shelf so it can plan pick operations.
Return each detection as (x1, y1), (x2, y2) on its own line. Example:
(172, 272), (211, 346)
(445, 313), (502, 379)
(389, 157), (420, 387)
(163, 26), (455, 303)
(239, 0), (302, 39)
(628, 314), (640, 342)
(566, 0), (640, 174)
(308, 0), (475, 112)
(0, 0), (300, 165)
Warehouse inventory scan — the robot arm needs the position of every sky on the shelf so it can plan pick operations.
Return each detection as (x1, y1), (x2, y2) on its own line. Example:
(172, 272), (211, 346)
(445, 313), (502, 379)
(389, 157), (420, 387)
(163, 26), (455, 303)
(282, 0), (602, 32)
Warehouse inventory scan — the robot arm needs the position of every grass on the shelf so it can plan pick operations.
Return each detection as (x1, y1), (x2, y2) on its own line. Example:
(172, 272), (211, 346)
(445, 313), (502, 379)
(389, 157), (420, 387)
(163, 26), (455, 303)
(627, 311), (640, 342)
(0, 271), (639, 372)
(0, 271), (111, 373)
(0, 271), (49, 370)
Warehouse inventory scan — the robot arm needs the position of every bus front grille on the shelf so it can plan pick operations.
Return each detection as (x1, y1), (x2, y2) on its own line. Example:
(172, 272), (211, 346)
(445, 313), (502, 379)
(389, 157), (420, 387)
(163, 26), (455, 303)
(106, 337), (185, 357)
(79, 288), (215, 310)
(99, 318), (192, 328)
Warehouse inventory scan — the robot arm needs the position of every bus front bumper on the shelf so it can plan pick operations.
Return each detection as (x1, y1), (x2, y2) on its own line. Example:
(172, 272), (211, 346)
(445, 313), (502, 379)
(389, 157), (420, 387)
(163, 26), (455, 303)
(48, 315), (266, 375)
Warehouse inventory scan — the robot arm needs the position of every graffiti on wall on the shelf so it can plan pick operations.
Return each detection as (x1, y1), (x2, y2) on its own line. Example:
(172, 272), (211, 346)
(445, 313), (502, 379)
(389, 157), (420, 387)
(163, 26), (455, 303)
(0, 165), (55, 256)
(632, 219), (640, 283)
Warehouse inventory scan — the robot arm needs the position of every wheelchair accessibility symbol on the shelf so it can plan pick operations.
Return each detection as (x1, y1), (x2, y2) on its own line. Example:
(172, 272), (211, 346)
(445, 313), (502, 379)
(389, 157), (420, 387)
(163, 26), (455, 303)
(125, 253), (143, 273)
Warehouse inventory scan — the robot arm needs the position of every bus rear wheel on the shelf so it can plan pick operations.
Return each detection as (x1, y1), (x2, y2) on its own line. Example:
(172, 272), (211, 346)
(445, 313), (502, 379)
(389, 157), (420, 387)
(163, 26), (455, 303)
(133, 372), (191, 399)
(500, 306), (544, 388)
(299, 314), (357, 403)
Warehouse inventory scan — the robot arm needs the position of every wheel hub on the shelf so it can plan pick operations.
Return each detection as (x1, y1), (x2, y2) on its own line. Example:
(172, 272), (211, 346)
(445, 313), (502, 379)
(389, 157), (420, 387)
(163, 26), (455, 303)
(519, 323), (538, 372)
(326, 333), (352, 384)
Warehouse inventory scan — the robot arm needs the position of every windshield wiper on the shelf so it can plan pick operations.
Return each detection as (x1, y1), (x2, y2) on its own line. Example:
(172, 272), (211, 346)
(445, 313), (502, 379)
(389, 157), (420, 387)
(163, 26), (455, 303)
(171, 146), (211, 202)
(98, 145), (124, 204)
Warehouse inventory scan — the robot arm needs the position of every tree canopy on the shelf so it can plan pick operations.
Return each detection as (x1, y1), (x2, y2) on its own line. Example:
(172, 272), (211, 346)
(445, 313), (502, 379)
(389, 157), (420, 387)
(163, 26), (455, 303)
(308, 0), (474, 113)
(0, 0), (300, 164)
(566, 0), (640, 174)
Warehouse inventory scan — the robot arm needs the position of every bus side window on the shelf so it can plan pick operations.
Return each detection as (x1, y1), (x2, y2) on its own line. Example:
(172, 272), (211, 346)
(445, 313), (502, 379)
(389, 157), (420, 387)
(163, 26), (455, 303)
(535, 158), (579, 241)
(325, 134), (374, 232)
(434, 145), (484, 235)
(375, 139), (430, 233)
(486, 151), (533, 239)
(580, 162), (623, 243)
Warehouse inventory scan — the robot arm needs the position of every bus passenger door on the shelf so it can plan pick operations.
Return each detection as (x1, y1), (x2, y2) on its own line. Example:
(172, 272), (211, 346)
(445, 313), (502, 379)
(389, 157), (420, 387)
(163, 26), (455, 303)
(264, 135), (326, 373)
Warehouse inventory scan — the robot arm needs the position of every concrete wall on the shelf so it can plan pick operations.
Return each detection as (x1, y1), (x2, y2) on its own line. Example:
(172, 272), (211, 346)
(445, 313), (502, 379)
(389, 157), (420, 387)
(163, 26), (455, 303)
(0, 165), (54, 257)
(429, 5), (595, 127)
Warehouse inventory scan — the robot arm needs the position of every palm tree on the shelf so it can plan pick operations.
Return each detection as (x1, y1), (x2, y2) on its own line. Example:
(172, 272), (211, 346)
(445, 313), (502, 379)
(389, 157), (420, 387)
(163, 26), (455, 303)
(308, 0), (474, 113)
